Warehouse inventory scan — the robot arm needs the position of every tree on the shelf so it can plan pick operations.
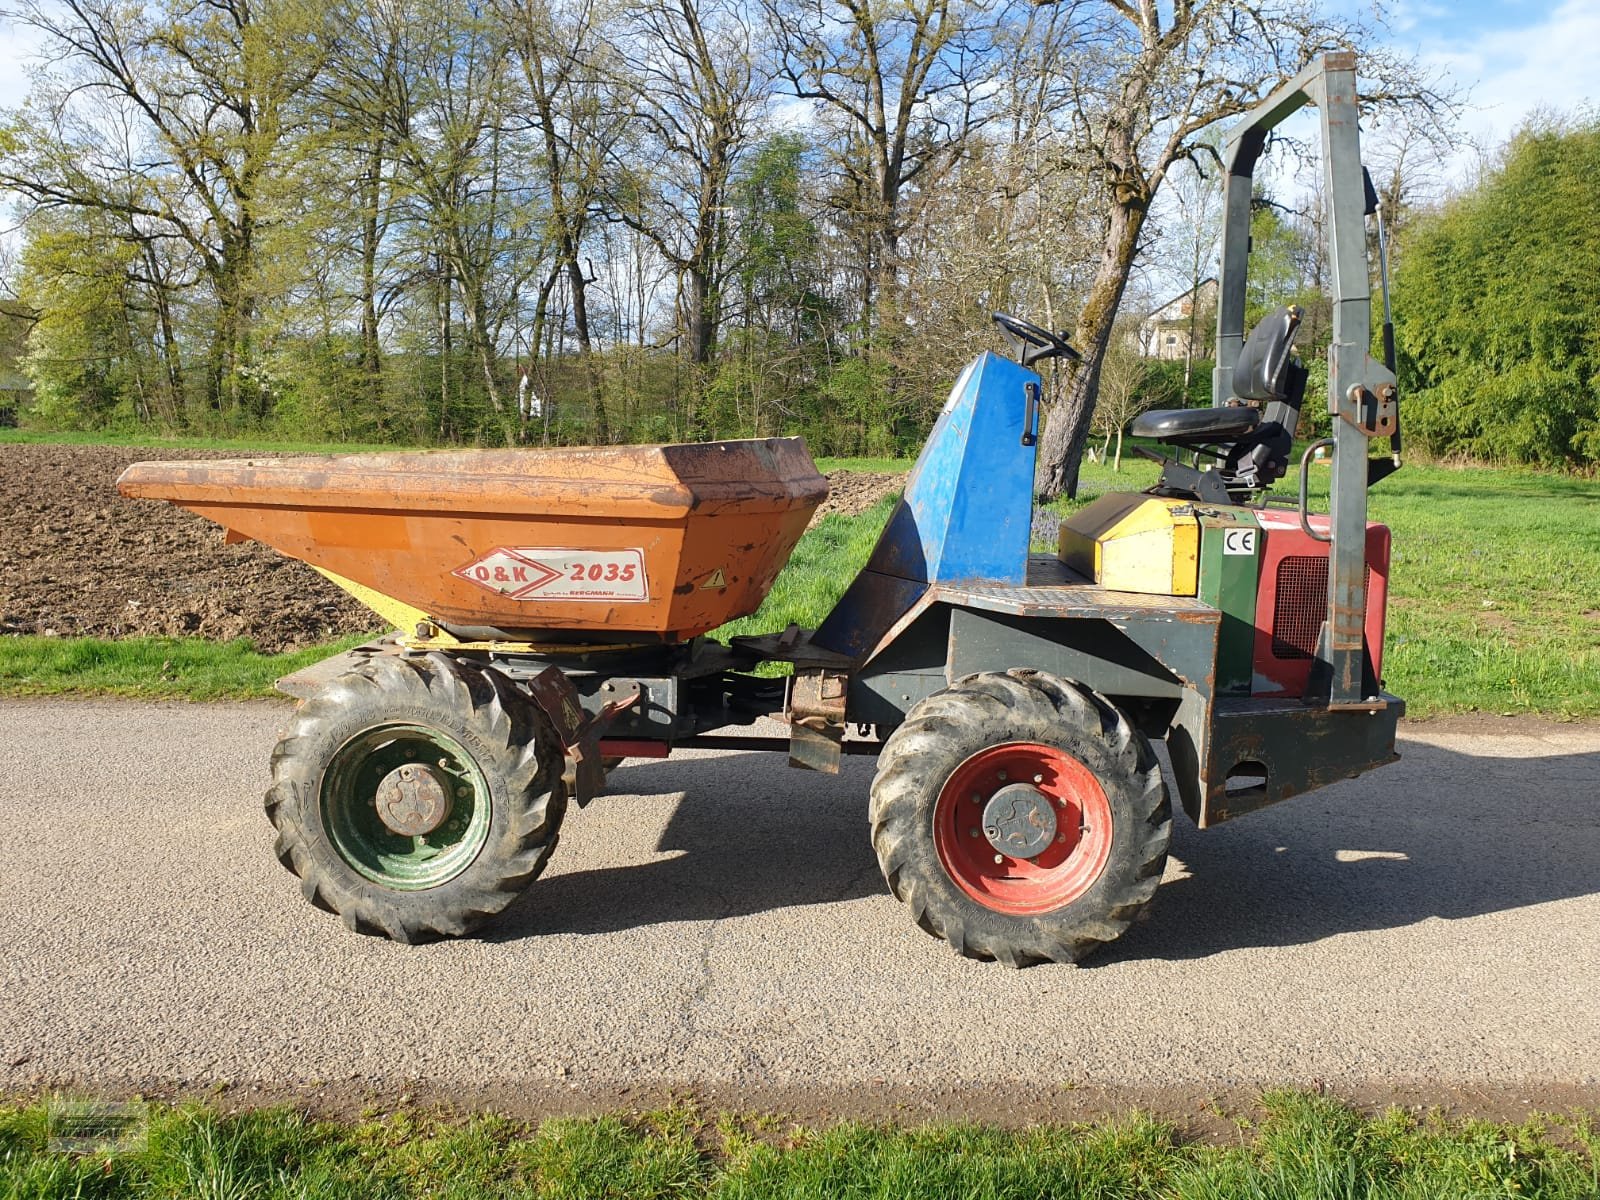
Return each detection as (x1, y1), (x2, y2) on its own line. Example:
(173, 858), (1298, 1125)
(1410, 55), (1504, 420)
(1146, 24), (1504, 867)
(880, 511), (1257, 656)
(2, 0), (329, 417)
(1029, 0), (1452, 498)
(379, 0), (527, 430)
(610, 0), (760, 372)
(1088, 318), (1169, 470)
(496, 0), (626, 442)
(1161, 154), (1222, 390)
(765, 0), (1000, 338)
(1395, 117), (1600, 468)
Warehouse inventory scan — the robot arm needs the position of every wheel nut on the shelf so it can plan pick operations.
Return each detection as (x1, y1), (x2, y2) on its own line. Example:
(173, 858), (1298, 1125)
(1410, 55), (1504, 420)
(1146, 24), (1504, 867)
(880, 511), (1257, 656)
(997, 770), (1007, 782)
(1033, 774), (1044, 784)
(993, 854), (1004, 864)
(969, 828), (979, 838)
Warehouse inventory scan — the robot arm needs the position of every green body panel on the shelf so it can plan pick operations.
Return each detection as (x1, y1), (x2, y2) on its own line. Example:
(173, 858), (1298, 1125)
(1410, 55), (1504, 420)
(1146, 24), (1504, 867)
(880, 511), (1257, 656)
(1196, 508), (1261, 696)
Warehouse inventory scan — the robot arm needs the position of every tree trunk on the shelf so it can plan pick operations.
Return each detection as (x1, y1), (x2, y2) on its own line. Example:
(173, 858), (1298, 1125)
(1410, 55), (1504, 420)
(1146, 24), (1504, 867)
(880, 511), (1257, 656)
(438, 256), (452, 440)
(686, 263), (716, 366)
(359, 140), (384, 412)
(146, 252), (184, 424)
(1037, 192), (1149, 499)
(565, 253), (608, 443)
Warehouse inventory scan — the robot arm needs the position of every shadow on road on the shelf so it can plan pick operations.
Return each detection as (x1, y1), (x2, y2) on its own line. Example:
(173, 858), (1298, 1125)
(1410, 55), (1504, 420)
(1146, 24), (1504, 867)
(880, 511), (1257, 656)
(491, 735), (1600, 958)
(490, 750), (882, 940)
(1104, 737), (1600, 963)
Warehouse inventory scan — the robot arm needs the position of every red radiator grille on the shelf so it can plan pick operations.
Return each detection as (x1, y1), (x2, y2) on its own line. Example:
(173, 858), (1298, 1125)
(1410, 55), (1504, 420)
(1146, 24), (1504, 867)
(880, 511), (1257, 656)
(1251, 514), (1390, 699)
(1270, 557), (1376, 660)
(1271, 556), (1326, 659)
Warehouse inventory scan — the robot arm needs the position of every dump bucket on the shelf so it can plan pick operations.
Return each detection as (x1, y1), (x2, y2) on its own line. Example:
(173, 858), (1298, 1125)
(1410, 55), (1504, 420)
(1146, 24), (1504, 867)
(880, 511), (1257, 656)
(118, 439), (827, 643)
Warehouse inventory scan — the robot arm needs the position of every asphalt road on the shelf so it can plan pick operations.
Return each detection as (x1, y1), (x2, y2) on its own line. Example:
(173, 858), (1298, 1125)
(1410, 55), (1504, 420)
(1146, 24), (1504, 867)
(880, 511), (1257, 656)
(2, 699), (1598, 1120)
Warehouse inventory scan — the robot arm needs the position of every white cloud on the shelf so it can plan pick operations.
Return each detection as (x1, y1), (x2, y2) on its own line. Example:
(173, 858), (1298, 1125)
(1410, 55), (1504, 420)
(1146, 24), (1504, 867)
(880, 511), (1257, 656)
(1386, 0), (1451, 36)
(1417, 0), (1600, 166)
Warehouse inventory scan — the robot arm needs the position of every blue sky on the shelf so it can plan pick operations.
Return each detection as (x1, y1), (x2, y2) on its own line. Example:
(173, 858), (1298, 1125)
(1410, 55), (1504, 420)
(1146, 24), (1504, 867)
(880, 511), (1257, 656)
(0, 0), (1593, 163)
(1354, 0), (1599, 160)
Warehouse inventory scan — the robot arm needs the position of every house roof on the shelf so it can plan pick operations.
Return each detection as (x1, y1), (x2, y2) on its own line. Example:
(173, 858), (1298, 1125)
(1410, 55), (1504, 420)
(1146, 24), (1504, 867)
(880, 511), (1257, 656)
(1144, 277), (1217, 325)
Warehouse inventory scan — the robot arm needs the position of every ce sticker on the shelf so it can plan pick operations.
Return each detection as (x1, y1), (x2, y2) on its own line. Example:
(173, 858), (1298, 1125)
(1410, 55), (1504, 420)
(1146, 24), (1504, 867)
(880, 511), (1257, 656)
(1222, 528), (1258, 556)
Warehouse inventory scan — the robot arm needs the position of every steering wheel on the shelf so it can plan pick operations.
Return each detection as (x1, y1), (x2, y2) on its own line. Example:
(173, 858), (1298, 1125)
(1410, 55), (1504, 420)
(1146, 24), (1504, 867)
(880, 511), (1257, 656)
(991, 311), (1083, 368)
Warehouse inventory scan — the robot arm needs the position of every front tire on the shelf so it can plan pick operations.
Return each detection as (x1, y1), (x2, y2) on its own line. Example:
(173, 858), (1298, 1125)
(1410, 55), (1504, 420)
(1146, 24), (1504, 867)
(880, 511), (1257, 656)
(870, 669), (1170, 966)
(265, 653), (566, 942)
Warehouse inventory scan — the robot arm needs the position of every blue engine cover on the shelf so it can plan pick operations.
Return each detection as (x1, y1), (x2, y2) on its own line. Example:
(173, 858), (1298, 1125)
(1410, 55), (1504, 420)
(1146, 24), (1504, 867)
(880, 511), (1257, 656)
(813, 351), (1040, 660)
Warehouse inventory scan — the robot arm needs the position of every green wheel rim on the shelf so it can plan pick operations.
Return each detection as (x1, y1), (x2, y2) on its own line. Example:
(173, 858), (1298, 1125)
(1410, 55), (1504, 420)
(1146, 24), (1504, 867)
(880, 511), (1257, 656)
(320, 723), (492, 890)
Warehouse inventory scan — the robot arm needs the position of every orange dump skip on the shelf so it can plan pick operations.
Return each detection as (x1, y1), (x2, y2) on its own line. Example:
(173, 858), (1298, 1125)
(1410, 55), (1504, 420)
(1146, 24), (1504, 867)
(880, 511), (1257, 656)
(117, 439), (828, 642)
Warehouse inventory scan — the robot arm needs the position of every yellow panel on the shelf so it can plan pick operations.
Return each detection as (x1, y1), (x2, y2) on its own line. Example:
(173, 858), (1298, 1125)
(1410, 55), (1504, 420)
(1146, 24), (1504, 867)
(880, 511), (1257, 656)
(312, 566), (436, 637)
(1056, 494), (1198, 596)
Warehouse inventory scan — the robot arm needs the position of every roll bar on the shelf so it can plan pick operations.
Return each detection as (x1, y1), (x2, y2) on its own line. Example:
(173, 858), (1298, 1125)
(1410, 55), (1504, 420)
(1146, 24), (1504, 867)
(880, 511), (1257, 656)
(1210, 53), (1399, 709)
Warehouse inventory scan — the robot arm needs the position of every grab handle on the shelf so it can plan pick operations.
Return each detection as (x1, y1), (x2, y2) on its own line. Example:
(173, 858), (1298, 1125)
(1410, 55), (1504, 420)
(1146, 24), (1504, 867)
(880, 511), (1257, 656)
(1022, 380), (1040, 447)
(1298, 438), (1335, 543)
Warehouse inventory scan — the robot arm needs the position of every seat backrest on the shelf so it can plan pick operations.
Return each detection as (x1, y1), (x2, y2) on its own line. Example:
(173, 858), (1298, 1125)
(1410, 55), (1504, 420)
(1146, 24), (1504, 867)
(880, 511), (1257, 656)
(1232, 305), (1302, 401)
(1233, 304), (1308, 437)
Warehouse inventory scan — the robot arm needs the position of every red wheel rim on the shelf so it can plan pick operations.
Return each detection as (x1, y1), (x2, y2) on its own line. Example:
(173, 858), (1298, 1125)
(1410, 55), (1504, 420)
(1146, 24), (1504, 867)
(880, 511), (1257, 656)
(933, 742), (1113, 915)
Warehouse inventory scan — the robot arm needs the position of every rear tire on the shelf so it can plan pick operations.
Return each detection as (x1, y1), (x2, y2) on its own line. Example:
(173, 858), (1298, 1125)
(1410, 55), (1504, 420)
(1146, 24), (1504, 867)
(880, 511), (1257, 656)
(265, 652), (566, 942)
(870, 669), (1169, 966)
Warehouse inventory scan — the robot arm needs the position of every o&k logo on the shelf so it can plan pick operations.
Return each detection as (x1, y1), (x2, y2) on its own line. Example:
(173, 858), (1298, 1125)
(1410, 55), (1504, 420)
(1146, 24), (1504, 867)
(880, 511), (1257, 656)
(453, 547), (649, 602)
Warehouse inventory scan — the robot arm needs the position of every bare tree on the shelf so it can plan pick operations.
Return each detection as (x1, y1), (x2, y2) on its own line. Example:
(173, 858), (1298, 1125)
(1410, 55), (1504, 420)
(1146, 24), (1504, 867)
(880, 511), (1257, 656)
(609, 0), (761, 372)
(495, 0), (625, 441)
(764, 0), (1002, 338)
(1089, 318), (1168, 470)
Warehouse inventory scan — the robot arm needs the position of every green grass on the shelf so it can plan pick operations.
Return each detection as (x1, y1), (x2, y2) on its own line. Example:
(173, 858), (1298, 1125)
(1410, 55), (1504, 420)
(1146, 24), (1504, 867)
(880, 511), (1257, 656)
(813, 455), (911, 474)
(1046, 459), (1600, 716)
(0, 432), (908, 466)
(1, 1092), (1596, 1199)
(0, 634), (375, 700)
(720, 457), (1600, 719)
(713, 495), (899, 659)
(1359, 465), (1600, 719)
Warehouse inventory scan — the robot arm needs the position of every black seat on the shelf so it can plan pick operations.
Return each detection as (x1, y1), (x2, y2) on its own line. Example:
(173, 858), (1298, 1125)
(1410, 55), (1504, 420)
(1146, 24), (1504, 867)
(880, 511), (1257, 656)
(1132, 305), (1306, 502)
(1131, 406), (1258, 441)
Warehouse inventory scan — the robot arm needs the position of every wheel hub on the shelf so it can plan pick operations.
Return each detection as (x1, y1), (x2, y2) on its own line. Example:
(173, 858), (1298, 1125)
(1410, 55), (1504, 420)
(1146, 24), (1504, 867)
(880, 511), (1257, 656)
(981, 783), (1058, 860)
(374, 763), (452, 836)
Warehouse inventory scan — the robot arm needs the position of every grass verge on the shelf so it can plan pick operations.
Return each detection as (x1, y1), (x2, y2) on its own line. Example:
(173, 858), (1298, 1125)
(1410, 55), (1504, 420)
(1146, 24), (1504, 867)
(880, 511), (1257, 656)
(1044, 459), (1600, 718)
(2, 1092), (1597, 1199)
(712, 495), (899, 664)
(0, 634), (376, 700)
(0, 428), (402, 455)
(0, 431), (901, 468)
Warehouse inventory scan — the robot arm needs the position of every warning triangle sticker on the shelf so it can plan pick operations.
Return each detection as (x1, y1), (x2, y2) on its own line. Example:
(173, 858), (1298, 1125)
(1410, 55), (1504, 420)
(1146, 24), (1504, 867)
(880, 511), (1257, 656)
(700, 568), (727, 589)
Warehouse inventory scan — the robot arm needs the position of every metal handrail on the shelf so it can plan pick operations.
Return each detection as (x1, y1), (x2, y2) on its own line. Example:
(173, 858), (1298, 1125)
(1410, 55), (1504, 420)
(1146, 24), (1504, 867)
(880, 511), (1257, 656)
(1298, 439), (1335, 543)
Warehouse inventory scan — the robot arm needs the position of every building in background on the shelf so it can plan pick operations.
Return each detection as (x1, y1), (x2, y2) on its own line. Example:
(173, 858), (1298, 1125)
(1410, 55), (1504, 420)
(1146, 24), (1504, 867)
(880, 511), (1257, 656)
(1138, 278), (1217, 361)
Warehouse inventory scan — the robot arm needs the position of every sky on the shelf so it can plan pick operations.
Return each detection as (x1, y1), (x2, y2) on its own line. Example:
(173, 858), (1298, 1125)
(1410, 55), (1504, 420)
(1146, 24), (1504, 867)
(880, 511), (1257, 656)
(0, 0), (1594, 154)
(1361, 0), (1599, 163)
